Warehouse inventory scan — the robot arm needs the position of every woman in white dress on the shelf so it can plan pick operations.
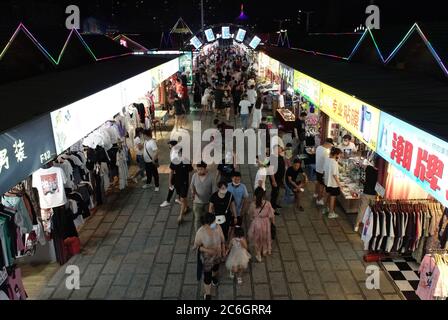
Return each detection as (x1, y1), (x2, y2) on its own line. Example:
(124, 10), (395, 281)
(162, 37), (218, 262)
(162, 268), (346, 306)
(251, 99), (263, 129)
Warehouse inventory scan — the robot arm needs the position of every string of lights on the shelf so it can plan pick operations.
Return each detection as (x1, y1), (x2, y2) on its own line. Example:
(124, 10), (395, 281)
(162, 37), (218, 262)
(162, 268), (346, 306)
(0, 23), (133, 66)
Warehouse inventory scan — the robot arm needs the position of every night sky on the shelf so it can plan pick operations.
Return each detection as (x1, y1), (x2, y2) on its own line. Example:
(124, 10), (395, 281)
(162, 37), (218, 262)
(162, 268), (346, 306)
(0, 0), (446, 34)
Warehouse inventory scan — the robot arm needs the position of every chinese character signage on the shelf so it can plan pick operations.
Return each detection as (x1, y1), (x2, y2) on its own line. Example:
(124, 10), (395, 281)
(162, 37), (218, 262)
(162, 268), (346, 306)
(319, 84), (380, 151)
(279, 63), (294, 87)
(0, 115), (57, 195)
(294, 70), (321, 106)
(377, 111), (448, 208)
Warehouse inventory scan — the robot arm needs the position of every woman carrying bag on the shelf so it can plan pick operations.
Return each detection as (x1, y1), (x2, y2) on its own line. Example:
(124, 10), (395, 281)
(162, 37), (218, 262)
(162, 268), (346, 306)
(194, 213), (226, 300)
(209, 181), (237, 242)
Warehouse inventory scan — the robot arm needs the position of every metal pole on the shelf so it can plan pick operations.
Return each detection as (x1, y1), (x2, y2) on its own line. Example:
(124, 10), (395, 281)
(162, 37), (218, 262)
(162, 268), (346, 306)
(201, 0), (204, 30)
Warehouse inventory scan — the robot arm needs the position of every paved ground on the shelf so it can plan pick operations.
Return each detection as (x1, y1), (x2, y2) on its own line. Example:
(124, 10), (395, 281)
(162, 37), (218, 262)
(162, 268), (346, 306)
(37, 111), (402, 300)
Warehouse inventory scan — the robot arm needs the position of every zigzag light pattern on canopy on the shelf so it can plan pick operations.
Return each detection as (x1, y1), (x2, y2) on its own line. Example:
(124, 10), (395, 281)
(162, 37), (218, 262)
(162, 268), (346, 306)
(290, 23), (447, 77)
(0, 23), (133, 66)
(384, 23), (448, 76)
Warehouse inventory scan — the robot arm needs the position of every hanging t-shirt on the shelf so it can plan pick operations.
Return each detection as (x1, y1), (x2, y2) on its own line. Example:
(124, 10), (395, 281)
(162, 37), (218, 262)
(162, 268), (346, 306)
(32, 167), (67, 209)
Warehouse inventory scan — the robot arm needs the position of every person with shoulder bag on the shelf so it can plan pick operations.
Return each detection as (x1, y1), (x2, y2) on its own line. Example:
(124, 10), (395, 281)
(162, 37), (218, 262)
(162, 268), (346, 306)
(209, 181), (237, 242)
(142, 129), (160, 192)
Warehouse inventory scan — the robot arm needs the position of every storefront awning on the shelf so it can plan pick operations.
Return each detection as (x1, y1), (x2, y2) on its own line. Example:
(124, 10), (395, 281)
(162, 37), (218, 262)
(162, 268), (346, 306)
(0, 55), (177, 134)
(263, 46), (448, 143)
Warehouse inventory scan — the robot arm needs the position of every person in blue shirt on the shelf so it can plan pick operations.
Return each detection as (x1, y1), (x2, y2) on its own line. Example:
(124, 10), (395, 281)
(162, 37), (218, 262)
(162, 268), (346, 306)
(227, 172), (249, 226)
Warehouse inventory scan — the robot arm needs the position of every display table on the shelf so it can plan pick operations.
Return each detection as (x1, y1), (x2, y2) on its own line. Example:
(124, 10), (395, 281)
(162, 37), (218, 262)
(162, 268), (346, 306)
(337, 175), (362, 213)
(276, 109), (295, 133)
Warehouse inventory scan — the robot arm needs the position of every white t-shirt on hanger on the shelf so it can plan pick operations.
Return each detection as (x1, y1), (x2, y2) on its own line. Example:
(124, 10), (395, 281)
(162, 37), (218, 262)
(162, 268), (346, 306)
(32, 167), (68, 209)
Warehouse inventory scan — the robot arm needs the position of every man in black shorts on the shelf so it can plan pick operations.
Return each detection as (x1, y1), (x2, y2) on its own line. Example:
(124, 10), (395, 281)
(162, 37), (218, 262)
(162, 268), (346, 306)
(170, 148), (193, 224)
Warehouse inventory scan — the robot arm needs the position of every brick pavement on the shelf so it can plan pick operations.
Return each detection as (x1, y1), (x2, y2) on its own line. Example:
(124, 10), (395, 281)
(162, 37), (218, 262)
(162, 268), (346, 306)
(38, 111), (402, 300)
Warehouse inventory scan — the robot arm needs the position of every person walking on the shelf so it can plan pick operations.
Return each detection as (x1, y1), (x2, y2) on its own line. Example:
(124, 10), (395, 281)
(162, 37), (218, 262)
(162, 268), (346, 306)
(269, 146), (286, 216)
(174, 94), (186, 131)
(169, 148), (194, 225)
(194, 213), (226, 300)
(354, 161), (378, 232)
(142, 129), (159, 192)
(209, 181), (237, 242)
(227, 172), (249, 227)
(246, 85), (257, 114)
(191, 162), (216, 232)
(225, 226), (251, 284)
(239, 94), (251, 131)
(285, 158), (308, 212)
(322, 148), (343, 219)
(251, 99), (263, 129)
(248, 187), (275, 262)
(160, 141), (181, 208)
(222, 90), (233, 121)
(314, 138), (334, 206)
(131, 128), (145, 183)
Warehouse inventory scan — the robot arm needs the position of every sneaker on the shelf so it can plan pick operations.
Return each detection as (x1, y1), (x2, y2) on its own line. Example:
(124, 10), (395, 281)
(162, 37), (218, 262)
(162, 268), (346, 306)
(204, 294), (212, 300)
(154, 187), (160, 192)
(316, 199), (325, 206)
(299, 188), (305, 192)
(237, 277), (243, 285)
(322, 207), (329, 215)
(175, 199), (182, 205)
(142, 184), (151, 189)
(354, 226), (359, 233)
(328, 212), (339, 219)
(160, 201), (170, 208)
(229, 271), (235, 279)
(211, 278), (219, 287)
(132, 178), (139, 184)
(313, 193), (318, 199)
(274, 211), (280, 216)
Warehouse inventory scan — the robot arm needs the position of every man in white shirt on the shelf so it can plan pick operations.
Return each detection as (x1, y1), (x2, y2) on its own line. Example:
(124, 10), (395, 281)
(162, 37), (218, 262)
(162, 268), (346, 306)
(246, 85), (257, 114)
(314, 138), (334, 206)
(142, 129), (159, 191)
(239, 94), (252, 130)
(322, 148), (343, 219)
(278, 91), (286, 109)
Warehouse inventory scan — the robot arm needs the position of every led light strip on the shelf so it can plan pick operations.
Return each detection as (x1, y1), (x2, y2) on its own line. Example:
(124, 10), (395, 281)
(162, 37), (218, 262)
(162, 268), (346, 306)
(347, 28), (385, 62)
(385, 23), (448, 76)
(0, 23), (134, 66)
(113, 34), (150, 52)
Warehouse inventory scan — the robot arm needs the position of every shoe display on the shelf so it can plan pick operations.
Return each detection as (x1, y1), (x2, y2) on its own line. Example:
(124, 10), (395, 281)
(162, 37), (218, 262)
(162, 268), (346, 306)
(328, 212), (339, 219)
(160, 201), (170, 208)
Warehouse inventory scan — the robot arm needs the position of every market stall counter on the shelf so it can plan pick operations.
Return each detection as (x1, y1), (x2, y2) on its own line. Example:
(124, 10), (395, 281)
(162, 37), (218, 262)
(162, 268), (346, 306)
(276, 108), (295, 133)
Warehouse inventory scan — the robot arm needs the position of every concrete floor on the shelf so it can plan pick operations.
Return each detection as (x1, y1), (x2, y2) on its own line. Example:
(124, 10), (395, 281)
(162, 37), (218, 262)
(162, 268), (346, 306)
(33, 110), (402, 300)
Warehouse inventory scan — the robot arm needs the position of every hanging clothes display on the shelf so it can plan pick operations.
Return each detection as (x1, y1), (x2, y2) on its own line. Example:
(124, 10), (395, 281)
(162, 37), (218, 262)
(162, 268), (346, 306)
(416, 251), (448, 300)
(361, 200), (444, 258)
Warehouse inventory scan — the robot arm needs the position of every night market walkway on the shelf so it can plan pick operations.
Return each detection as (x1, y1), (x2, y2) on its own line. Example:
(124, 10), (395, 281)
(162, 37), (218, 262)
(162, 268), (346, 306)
(34, 111), (402, 300)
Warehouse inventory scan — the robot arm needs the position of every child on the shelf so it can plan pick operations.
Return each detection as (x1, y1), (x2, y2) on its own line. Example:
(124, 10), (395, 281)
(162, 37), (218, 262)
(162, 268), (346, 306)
(225, 227), (251, 284)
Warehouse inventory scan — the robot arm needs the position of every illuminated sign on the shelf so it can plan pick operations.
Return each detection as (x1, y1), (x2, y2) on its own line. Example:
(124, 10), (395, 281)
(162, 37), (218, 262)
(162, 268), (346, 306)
(279, 63), (294, 87)
(377, 111), (448, 208)
(190, 36), (203, 49)
(51, 58), (179, 154)
(320, 83), (380, 151)
(204, 29), (215, 42)
(294, 70), (321, 106)
(249, 36), (261, 49)
(222, 26), (231, 39)
(0, 115), (57, 195)
(236, 29), (247, 42)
